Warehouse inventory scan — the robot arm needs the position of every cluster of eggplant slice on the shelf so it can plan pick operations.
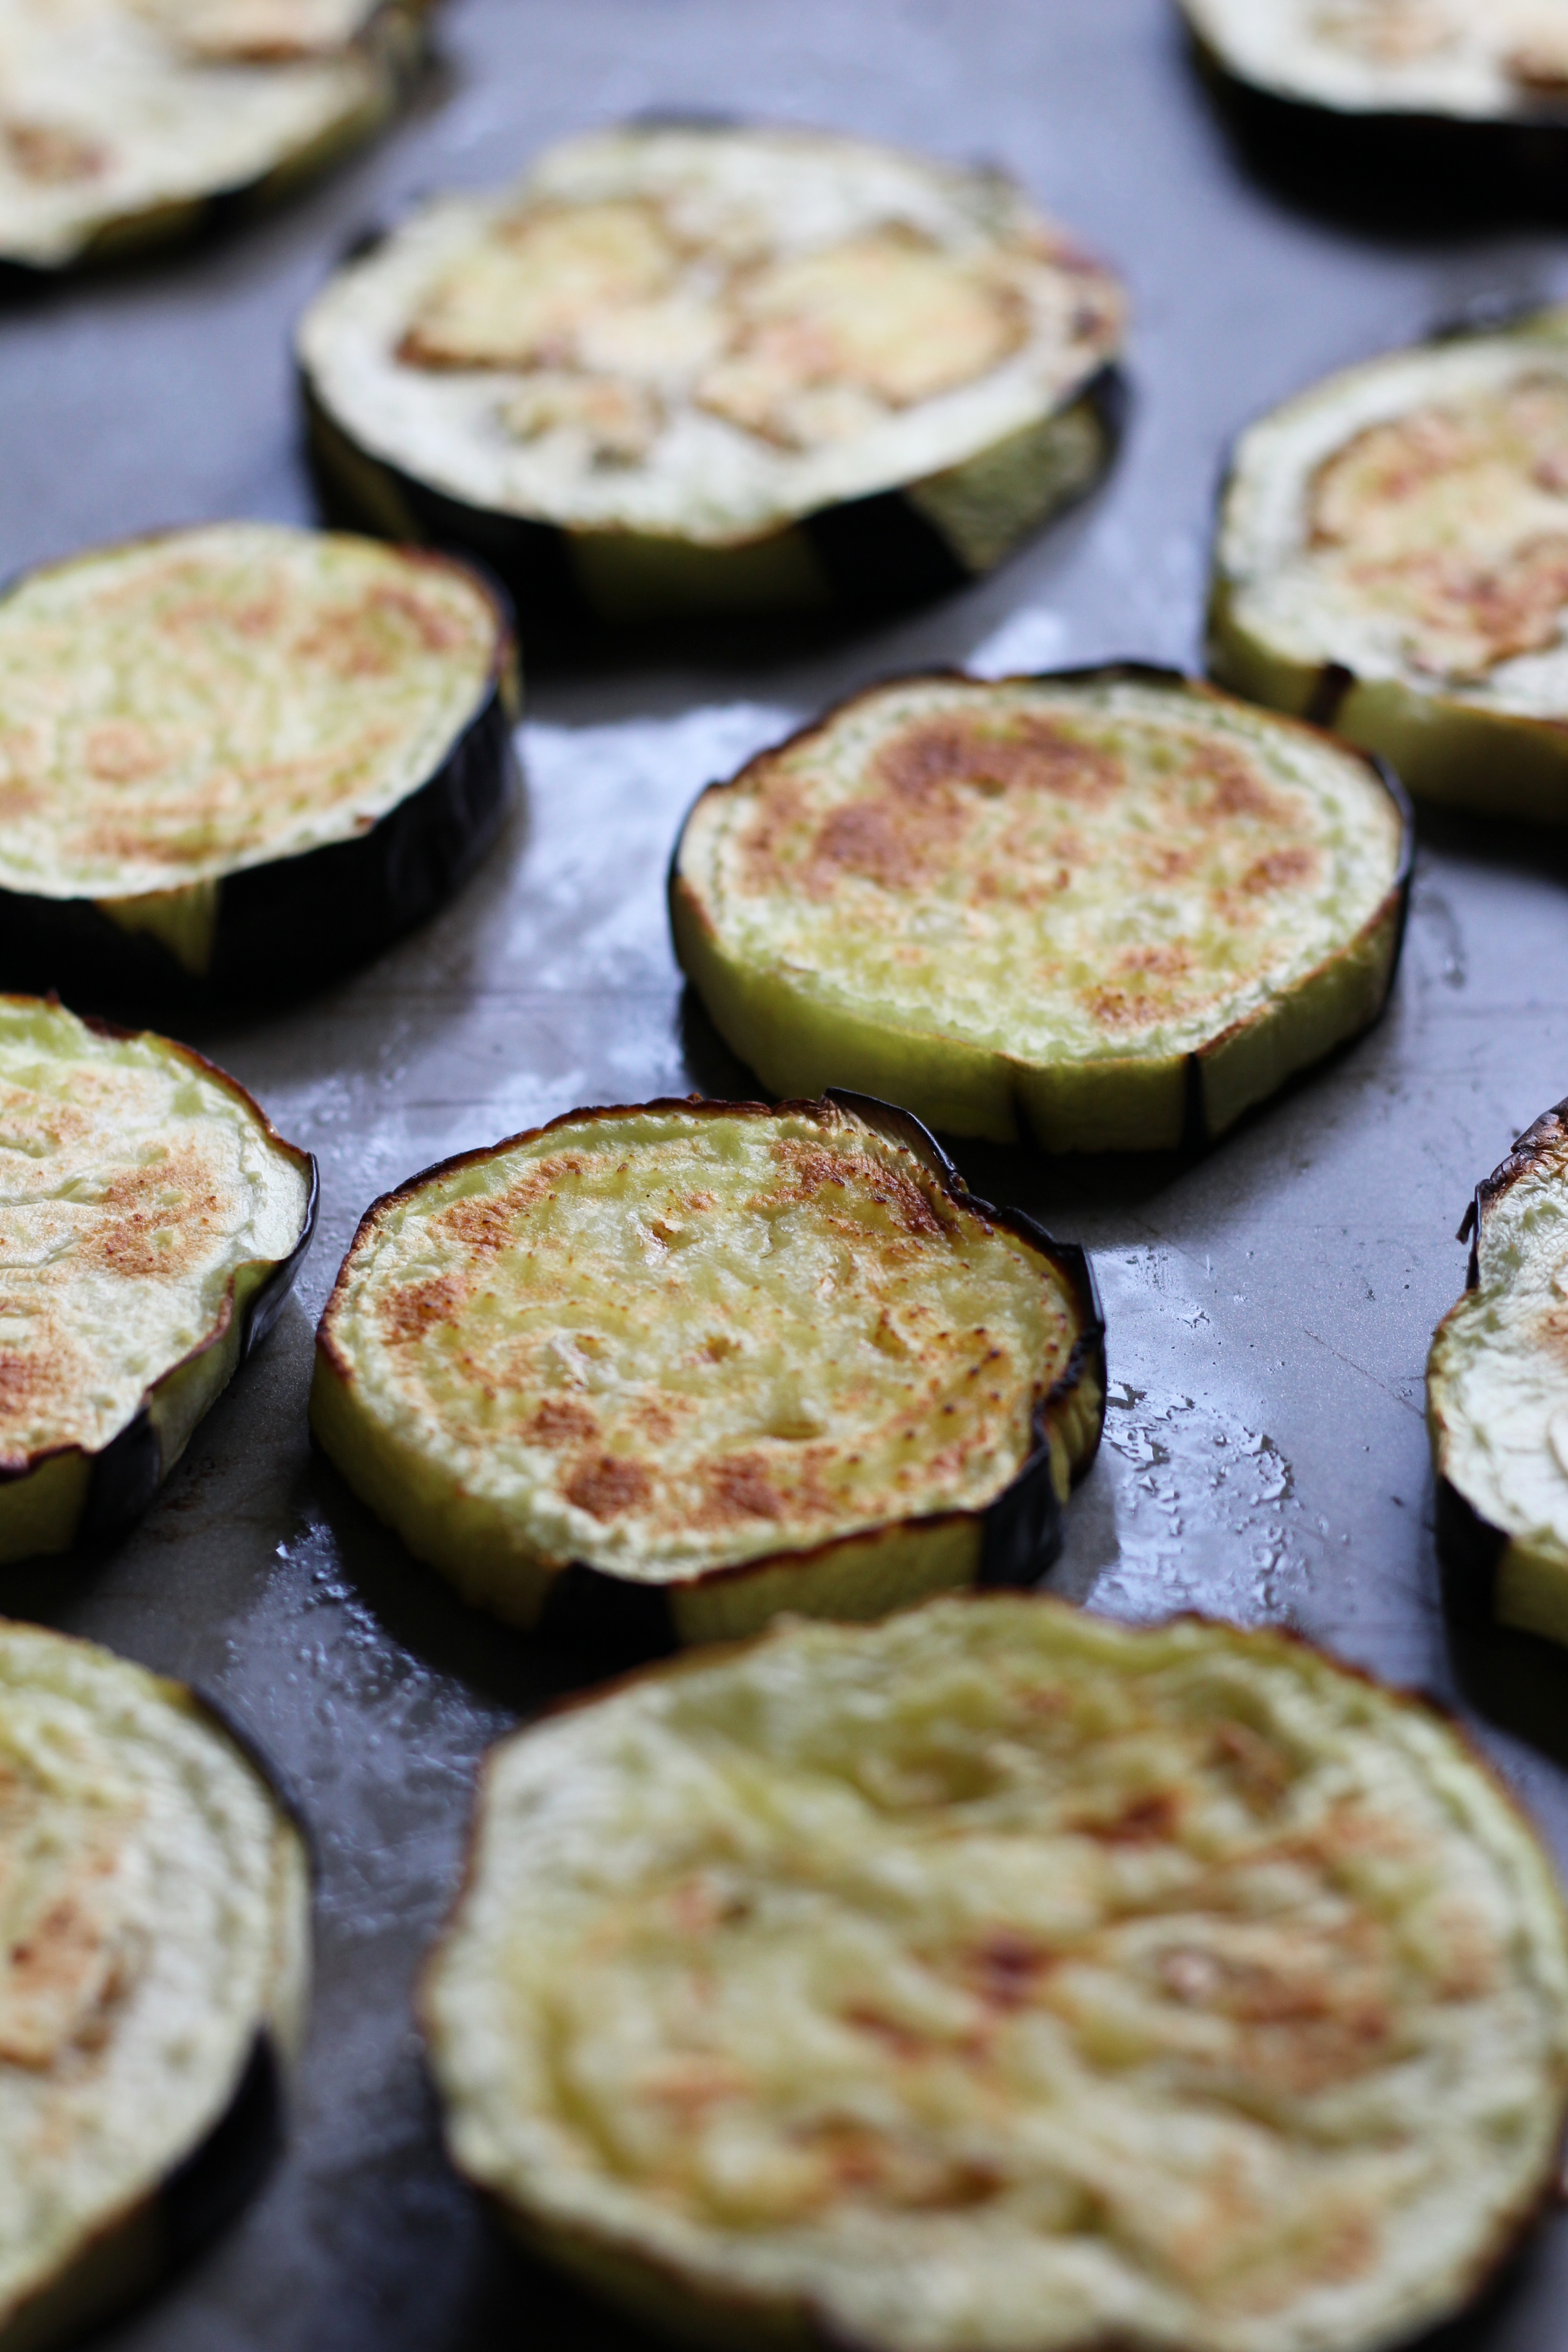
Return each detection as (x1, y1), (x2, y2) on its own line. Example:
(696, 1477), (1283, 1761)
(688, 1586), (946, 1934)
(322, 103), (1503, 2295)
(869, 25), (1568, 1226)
(9, 58), (1568, 2352)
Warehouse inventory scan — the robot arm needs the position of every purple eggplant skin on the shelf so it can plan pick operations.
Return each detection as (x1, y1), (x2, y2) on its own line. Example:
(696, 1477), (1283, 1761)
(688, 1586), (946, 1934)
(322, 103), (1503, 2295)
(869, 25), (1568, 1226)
(300, 366), (1125, 654)
(0, 1021), (318, 1559)
(1185, 24), (1568, 229)
(493, 1089), (1107, 1652)
(0, 636), (518, 1016)
(1434, 1102), (1568, 1629)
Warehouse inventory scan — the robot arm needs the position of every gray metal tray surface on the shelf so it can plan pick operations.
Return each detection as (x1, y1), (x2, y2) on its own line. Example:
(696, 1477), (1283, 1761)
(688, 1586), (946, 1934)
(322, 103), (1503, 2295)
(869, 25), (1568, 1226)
(6, 0), (1568, 2344)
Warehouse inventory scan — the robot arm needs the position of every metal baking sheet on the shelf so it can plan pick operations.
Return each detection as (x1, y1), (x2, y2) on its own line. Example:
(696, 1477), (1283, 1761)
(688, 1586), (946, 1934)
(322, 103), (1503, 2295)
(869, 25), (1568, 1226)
(6, 0), (1568, 2343)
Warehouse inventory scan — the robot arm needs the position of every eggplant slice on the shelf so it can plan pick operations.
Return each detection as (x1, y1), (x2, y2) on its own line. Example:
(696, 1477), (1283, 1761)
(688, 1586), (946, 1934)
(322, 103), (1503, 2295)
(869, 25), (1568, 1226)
(424, 1591), (1568, 2352)
(296, 122), (1126, 636)
(672, 667), (1410, 1154)
(0, 0), (431, 273)
(311, 1093), (1104, 1643)
(1180, 0), (1568, 220)
(0, 994), (316, 1565)
(1209, 311), (1568, 823)
(1428, 1097), (1568, 1646)
(0, 1620), (308, 2352)
(0, 521), (517, 1003)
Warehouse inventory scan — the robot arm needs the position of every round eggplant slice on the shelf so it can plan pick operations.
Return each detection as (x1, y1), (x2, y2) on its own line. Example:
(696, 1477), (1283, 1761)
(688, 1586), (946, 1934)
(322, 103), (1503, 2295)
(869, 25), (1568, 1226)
(424, 1592), (1568, 2352)
(296, 122), (1126, 637)
(0, 1621), (308, 2351)
(0, 521), (517, 1004)
(1209, 312), (1568, 823)
(1428, 1096), (1568, 1646)
(671, 667), (1410, 1155)
(310, 1093), (1104, 1644)
(0, 994), (316, 1565)
(1179, 0), (1568, 221)
(0, 0), (431, 273)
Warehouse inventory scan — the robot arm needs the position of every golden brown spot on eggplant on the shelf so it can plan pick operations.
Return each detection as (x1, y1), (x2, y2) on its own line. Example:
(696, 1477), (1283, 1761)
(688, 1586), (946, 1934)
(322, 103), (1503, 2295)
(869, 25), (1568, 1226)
(566, 1453), (652, 1520)
(1210, 1719), (1293, 1811)
(400, 200), (680, 373)
(696, 229), (1025, 449)
(296, 584), (475, 677)
(1241, 844), (1319, 895)
(439, 1158), (585, 1258)
(3, 120), (106, 183)
(1083, 1788), (1181, 1843)
(74, 1143), (222, 1282)
(967, 1930), (1055, 2012)
(877, 713), (1122, 809)
(528, 1396), (598, 1448)
(765, 1138), (948, 1240)
(82, 720), (174, 784)
(1313, 0), (1454, 64)
(701, 1451), (783, 1524)
(1190, 741), (1291, 826)
(0, 1822), (134, 2071)
(380, 1272), (469, 1346)
(1507, 28), (1568, 90)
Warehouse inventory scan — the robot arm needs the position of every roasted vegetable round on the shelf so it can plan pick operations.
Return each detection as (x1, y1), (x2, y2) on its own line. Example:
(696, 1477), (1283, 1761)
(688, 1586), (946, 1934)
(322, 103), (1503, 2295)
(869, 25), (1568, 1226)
(310, 1094), (1103, 1642)
(0, 521), (516, 1000)
(1430, 1096), (1568, 1646)
(1179, 0), (1568, 220)
(1210, 312), (1568, 822)
(0, 0), (431, 271)
(672, 667), (1409, 1153)
(297, 122), (1125, 633)
(425, 1592), (1568, 2352)
(0, 994), (316, 1564)
(0, 1620), (308, 2351)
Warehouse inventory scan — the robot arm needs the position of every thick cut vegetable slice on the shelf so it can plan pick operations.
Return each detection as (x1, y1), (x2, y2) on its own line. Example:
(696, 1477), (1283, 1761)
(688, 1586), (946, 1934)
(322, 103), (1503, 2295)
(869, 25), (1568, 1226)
(1429, 1097), (1568, 1644)
(672, 667), (1409, 1153)
(0, 1620), (308, 2352)
(0, 0), (431, 270)
(310, 1094), (1103, 1642)
(296, 123), (1126, 634)
(425, 1592), (1568, 2352)
(1178, 0), (1568, 220)
(0, 994), (316, 1564)
(0, 521), (517, 1000)
(1210, 313), (1568, 820)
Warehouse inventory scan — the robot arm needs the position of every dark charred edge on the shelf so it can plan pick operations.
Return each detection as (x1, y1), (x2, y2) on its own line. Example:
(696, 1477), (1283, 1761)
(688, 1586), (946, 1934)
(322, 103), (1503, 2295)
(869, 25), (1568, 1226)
(0, 0), (431, 290)
(427, 1592), (1568, 2352)
(1185, 23), (1568, 229)
(0, 682), (515, 1014)
(319, 1090), (1104, 1650)
(302, 363), (1124, 647)
(1470, 1102), (1568, 1249)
